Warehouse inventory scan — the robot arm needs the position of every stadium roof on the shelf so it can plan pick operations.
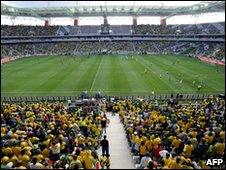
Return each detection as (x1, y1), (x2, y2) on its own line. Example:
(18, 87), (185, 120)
(1, 1), (225, 19)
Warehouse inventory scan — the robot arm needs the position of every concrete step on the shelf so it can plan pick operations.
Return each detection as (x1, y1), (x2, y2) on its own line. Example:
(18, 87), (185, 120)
(98, 113), (136, 169)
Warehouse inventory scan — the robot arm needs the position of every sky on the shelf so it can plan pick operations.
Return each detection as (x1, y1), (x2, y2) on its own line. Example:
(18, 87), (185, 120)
(2, 1), (203, 8)
(1, 1), (225, 25)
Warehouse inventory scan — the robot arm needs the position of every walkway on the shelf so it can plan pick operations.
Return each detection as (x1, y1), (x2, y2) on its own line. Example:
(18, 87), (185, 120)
(99, 112), (135, 169)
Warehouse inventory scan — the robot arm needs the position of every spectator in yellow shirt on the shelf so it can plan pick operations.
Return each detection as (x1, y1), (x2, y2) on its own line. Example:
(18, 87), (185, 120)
(183, 141), (194, 158)
(9, 153), (19, 166)
(219, 131), (225, 141)
(69, 155), (83, 169)
(169, 157), (182, 169)
(18, 149), (30, 167)
(12, 146), (21, 157)
(82, 150), (95, 169)
(134, 135), (142, 154)
(214, 138), (225, 156)
(204, 132), (214, 143)
(139, 141), (148, 160)
(145, 137), (153, 151)
(153, 136), (162, 148)
(164, 153), (172, 167)
(172, 136), (182, 149)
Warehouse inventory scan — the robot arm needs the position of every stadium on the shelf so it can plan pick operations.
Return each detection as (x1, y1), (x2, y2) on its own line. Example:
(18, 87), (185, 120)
(1, 1), (225, 169)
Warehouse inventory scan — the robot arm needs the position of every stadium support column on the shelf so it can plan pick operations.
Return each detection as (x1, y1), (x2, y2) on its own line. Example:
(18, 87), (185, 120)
(74, 18), (79, 26)
(101, 15), (110, 34)
(132, 16), (137, 26)
(45, 20), (50, 26)
(10, 16), (16, 25)
(160, 18), (166, 25)
(45, 1), (51, 26)
(103, 15), (108, 25)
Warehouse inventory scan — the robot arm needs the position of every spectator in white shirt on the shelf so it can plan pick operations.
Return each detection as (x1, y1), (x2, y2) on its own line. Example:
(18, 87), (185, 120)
(29, 157), (44, 169)
(50, 140), (61, 161)
(135, 153), (152, 169)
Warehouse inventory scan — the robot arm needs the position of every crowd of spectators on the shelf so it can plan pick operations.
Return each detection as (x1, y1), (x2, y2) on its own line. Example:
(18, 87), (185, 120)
(1, 22), (224, 37)
(1, 25), (58, 36)
(114, 97), (225, 169)
(1, 100), (112, 169)
(1, 22), (225, 62)
(132, 22), (224, 35)
(1, 96), (225, 169)
(1, 41), (224, 62)
(133, 25), (175, 35)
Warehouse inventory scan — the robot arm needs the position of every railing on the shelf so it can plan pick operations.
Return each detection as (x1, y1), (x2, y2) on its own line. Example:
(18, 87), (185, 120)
(1, 34), (225, 45)
(1, 93), (220, 102)
(1, 34), (225, 40)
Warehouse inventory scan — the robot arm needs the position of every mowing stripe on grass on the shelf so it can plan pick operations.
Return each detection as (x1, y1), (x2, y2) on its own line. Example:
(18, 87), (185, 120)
(119, 57), (150, 93)
(2, 54), (224, 96)
(71, 57), (98, 92)
(13, 57), (62, 92)
(143, 55), (195, 92)
(75, 56), (102, 91)
(2, 56), (59, 93)
(52, 58), (84, 92)
(92, 56), (109, 92)
(159, 55), (223, 92)
(130, 56), (169, 92)
(129, 58), (157, 91)
(138, 56), (177, 92)
(1, 56), (54, 76)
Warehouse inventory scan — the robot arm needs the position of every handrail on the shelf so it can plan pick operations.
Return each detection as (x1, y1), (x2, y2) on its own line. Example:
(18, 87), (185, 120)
(1, 37), (224, 45)
(1, 93), (221, 102)
(1, 34), (225, 40)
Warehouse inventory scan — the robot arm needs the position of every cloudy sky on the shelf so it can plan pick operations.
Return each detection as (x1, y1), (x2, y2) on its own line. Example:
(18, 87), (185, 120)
(1, 1), (225, 25)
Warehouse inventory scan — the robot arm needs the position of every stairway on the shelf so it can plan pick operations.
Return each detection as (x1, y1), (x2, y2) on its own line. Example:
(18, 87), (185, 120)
(99, 113), (135, 169)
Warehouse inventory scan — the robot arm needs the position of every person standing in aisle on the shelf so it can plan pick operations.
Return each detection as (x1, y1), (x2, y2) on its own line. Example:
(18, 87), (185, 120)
(101, 116), (107, 134)
(101, 135), (109, 157)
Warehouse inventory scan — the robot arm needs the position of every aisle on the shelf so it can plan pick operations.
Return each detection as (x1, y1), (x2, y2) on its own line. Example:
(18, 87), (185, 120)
(99, 113), (135, 169)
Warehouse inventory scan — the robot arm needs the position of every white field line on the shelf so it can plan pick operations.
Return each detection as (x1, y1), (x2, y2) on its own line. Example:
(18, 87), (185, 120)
(90, 56), (103, 92)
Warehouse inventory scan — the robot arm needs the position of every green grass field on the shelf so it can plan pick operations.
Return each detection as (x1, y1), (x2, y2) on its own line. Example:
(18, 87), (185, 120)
(1, 54), (225, 96)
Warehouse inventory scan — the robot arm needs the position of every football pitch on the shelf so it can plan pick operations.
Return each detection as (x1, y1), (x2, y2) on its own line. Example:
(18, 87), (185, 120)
(1, 54), (225, 96)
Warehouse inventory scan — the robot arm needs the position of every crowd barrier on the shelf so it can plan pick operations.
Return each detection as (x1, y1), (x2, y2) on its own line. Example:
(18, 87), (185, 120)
(1, 93), (220, 103)
(1, 57), (10, 64)
(198, 55), (225, 66)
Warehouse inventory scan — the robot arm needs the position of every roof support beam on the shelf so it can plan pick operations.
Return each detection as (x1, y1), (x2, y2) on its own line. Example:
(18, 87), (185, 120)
(1, 2), (225, 18)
